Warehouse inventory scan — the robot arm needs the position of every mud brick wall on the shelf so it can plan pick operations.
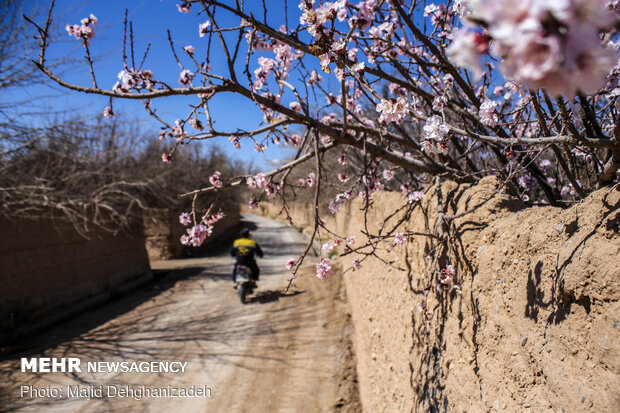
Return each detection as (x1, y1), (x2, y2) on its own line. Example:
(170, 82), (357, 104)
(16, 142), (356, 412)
(256, 180), (620, 413)
(0, 216), (150, 340)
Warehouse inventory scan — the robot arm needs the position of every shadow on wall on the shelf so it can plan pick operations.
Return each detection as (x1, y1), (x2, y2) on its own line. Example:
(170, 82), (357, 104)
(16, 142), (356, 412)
(254, 180), (620, 412)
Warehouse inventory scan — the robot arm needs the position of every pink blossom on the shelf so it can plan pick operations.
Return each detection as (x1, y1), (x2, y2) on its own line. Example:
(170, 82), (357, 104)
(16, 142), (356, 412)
(173, 120), (187, 142)
(382, 169), (394, 181)
(178, 69), (194, 86)
(322, 241), (334, 255)
(246, 176), (257, 189)
(290, 134), (303, 146)
(316, 258), (332, 279)
(422, 115), (450, 141)
(352, 259), (362, 270)
(307, 70), (323, 85)
(103, 106), (114, 119)
(346, 236), (356, 246)
(447, 29), (486, 79)
(348, 0), (375, 30)
(289, 101), (302, 112)
(331, 39), (347, 54)
(437, 264), (456, 292)
(306, 172), (316, 187)
(285, 257), (296, 270)
(338, 172), (349, 183)
(249, 196), (259, 209)
(183, 45), (195, 55)
(338, 153), (347, 165)
(254, 142), (266, 152)
(179, 212), (192, 226)
(432, 96), (447, 112)
(334, 67), (345, 82)
(408, 191), (425, 203)
(466, 0), (618, 97)
(113, 68), (154, 93)
(376, 97), (409, 123)
(202, 210), (225, 225)
(320, 135), (333, 145)
(394, 233), (406, 246)
(255, 172), (269, 188)
(351, 62), (365, 73)
(209, 171), (223, 188)
(564, 35), (618, 95)
(265, 182), (278, 199)
(161, 152), (173, 164)
(199, 21), (211, 37)
(189, 117), (204, 131)
(177, 2), (191, 13)
(229, 136), (241, 149)
(479, 100), (499, 127)
(424, 4), (439, 16)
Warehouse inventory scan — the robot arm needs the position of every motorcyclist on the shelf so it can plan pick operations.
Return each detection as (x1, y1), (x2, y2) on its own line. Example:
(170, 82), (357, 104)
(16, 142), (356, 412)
(230, 228), (263, 285)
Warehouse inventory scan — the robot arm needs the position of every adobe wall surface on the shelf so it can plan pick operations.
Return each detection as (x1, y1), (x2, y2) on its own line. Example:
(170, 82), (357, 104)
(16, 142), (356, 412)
(0, 217), (150, 341)
(257, 179), (620, 413)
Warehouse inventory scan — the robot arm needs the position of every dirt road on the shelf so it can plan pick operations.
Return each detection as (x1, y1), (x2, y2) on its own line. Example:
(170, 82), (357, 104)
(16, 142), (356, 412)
(0, 214), (359, 412)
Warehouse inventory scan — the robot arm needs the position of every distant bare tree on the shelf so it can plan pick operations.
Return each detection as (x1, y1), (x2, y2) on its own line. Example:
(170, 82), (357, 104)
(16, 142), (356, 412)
(0, 115), (242, 235)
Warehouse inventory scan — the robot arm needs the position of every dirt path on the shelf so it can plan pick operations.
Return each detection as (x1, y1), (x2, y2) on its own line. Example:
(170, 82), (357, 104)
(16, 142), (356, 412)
(0, 214), (359, 413)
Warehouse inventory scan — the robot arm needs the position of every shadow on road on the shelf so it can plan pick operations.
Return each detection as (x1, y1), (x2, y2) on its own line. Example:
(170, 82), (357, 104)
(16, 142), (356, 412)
(0, 265), (213, 359)
(246, 289), (304, 304)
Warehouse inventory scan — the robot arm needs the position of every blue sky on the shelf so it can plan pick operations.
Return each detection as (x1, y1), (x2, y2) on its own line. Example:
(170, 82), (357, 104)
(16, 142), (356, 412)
(10, 0), (308, 170)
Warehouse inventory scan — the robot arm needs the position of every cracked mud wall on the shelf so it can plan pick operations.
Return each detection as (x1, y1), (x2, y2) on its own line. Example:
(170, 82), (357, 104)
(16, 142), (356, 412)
(258, 178), (619, 412)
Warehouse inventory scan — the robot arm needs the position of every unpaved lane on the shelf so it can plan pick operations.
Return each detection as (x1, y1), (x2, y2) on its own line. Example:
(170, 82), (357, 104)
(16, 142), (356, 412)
(0, 214), (358, 412)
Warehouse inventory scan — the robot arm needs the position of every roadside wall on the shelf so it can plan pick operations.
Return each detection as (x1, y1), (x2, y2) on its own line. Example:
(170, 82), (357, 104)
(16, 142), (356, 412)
(257, 179), (620, 413)
(0, 216), (150, 342)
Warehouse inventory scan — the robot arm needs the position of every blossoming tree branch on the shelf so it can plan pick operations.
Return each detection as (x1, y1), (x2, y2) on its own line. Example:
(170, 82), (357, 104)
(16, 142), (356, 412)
(30, 0), (619, 287)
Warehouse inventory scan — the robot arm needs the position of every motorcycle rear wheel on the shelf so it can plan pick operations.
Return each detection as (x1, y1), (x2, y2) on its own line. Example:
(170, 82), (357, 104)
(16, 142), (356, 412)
(238, 284), (247, 304)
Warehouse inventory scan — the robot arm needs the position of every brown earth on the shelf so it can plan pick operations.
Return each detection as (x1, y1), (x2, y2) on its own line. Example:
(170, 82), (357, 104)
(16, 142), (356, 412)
(0, 214), (359, 413)
(257, 179), (620, 413)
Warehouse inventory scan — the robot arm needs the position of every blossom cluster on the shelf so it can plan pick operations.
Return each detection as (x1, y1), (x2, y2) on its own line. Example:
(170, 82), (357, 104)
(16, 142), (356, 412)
(420, 115), (450, 154)
(328, 190), (353, 214)
(408, 191), (425, 204)
(113, 68), (155, 93)
(178, 69), (194, 87)
(436, 265), (461, 293)
(66, 14), (98, 46)
(376, 97), (410, 123)
(449, 0), (619, 97)
(316, 258), (333, 279)
(209, 171), (223, 189)
(179, 210), (225, 247)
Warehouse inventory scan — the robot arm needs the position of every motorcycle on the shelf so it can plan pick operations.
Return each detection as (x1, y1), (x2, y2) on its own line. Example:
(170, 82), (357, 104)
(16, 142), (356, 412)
(234, 264), (256, 304)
